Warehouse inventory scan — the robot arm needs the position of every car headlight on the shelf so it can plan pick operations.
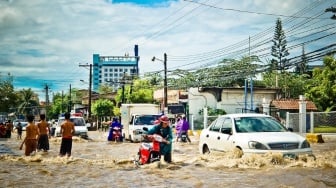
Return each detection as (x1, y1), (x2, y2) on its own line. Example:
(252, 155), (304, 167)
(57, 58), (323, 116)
(301, 140), (310, 148)
(248, 141), (268, 150)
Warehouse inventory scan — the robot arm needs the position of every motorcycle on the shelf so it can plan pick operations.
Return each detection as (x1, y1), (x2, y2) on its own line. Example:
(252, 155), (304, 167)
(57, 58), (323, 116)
(134, 128), (167, 166)
(108, 126), (122, 142)
(180, 132), (187, 142)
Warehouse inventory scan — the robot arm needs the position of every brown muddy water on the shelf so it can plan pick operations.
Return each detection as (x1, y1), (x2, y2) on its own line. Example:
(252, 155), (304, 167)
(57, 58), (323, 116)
(0, 131), (335, 188)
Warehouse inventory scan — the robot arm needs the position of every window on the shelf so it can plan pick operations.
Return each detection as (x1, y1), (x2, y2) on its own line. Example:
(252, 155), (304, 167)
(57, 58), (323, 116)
(209, 118), (225, 132)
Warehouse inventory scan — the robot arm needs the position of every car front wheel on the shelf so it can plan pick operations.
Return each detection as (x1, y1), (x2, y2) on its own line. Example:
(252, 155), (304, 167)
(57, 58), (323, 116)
(202, 144), (210, 154)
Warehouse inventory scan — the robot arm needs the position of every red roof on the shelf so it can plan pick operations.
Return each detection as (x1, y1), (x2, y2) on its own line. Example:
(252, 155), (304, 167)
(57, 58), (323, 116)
(271, 99), (318, 111)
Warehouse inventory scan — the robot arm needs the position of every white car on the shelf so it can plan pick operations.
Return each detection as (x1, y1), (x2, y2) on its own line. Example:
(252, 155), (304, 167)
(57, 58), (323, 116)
(55, 116), (88, 138)
(199, 113), (312, 157)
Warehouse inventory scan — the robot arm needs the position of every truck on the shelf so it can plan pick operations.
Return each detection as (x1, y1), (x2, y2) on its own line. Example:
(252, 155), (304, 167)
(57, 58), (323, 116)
(121, 103), (161, 142)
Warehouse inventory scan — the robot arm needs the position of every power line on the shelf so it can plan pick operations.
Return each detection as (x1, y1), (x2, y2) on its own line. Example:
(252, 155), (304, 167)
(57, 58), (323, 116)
(183, 0), (332, 19)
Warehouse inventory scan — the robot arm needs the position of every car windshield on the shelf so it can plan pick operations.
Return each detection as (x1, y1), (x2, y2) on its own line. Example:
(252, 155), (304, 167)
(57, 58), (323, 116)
(134, 115), (161, 125)
(234, 116), (287, 133)
(59, 118), (85, 126)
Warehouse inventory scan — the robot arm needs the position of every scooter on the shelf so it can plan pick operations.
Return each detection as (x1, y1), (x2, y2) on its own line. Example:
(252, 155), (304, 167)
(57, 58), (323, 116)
(108, 126), (122, 142)
(180, 132), (187, 142)
(134, 128), (167, 166)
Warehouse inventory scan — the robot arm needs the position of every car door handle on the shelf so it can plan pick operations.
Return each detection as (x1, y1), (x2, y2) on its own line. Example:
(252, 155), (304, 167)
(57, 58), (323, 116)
(217, 136), (220, 140)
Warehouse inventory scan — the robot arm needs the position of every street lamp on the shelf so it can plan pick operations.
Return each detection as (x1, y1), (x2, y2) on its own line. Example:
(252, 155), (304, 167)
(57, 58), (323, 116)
(152, 53), (167, 113)
(325, 6), (336, 20)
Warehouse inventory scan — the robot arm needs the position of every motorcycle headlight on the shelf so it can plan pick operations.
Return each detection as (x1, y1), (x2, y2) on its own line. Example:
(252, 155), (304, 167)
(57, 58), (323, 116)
(301, 140), (310, 148)
(248, 141), (268, 150)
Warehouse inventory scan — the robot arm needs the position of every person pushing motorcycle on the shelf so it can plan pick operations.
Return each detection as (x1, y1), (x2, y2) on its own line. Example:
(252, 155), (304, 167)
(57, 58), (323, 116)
(146, 115), (173, 163)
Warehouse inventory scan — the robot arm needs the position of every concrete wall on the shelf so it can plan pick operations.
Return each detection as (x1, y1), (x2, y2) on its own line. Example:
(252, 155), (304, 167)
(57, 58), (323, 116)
(188, 87), (277, 121)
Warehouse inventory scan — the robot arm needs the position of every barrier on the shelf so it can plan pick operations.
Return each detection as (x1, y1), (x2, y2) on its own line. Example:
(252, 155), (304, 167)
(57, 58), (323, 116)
(306, 133), (324, 143)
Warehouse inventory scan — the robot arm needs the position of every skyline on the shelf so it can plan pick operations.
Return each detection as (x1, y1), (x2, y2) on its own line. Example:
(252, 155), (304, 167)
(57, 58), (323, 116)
(0, 0), (335, 101)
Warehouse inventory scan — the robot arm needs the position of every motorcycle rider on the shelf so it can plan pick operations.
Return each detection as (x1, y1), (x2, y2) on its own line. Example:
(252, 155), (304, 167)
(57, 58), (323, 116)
(108, 117), (122, 141)
(146, 115), (173, 163)
(179, 116), (191, 143)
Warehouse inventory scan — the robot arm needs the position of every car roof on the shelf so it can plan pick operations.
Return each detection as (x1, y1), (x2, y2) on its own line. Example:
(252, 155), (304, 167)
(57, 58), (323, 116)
(219, 113), (271, 118)
(58, 116), (84, 119)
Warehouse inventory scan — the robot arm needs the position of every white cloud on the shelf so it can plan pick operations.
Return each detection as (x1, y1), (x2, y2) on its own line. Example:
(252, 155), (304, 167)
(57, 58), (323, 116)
(0, 0), (333, 100)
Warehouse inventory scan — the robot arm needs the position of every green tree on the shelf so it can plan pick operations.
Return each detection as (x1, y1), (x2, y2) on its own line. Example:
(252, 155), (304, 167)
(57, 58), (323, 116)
(99, 83), (113, 94)
(305, 56), (336, 111)
(115, 78), (155, 105)
(92, 99), (114, 129)
(262, 71), (309, 98)
(17, 88), (39, 118)
(92, 99), (114, 117)
(0, 73), (18, 113)
(169, 56), (261, 89)
(295, 45), (308, 74)
(271, 18), (289, 72)
(48, 92), (68, 119)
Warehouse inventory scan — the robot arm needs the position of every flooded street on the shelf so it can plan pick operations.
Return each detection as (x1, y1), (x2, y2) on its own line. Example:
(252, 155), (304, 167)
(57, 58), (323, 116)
(0, 131), (336, 188)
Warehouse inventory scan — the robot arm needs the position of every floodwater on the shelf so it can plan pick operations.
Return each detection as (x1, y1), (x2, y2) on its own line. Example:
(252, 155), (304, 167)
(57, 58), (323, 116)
(0, 131), (335, 188)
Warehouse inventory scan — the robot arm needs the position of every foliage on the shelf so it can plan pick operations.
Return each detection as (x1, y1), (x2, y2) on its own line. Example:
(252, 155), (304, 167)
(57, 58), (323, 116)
(92, 99), (114, 117)
(0, 73), (18, 113)
(47, 92), (68, 119)
(198, 106), (226, 116)
(17, 88), (39, 117)
(314, 126), (336, 133)
(114, 78), (155, 105)
(169, 56), (261, 89)
(305, 56), (336, 111)
(271, 18), (289, 72)
(262, 71), (310, 98)
(99, 83), (114, 94)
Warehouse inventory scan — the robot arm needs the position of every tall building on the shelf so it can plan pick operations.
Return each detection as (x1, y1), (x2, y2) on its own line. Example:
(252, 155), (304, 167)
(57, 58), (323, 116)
(92, 45), (139, 91)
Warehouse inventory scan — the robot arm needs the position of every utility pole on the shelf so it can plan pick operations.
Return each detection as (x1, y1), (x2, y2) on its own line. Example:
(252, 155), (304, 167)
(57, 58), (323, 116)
(43, 83), (50, 118)
(68, 84), (72, 113)
(152, 53), (168, 113)
(163, 53), (167, 111)
(61, 90), (64, 113)
(79, 64), (93, 120)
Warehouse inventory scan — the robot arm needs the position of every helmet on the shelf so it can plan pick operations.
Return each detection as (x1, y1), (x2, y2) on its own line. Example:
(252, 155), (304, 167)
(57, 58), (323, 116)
(159, 115), (170, 124)
(153, 119), (161, 125)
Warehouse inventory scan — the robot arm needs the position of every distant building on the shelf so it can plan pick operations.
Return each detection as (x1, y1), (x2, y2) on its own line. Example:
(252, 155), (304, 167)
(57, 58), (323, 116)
(92, 45), (139, 91)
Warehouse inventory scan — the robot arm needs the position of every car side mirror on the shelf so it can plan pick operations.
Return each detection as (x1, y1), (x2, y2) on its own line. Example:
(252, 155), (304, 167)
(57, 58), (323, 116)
(287, 127), (293, 132)
(143, 127), (149, 131)
(221, 128), (232, 135)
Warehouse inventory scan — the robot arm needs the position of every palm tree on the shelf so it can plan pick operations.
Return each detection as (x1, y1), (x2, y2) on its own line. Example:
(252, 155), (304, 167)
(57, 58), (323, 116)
(17, 88), (39, 118)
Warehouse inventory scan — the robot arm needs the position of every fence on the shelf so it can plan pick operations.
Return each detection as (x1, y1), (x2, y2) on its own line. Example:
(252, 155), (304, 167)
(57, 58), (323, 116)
(286, 111), (336, 133)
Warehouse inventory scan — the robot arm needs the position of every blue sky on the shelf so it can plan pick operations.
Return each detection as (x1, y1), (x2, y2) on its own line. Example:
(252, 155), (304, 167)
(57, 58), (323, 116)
(0, 0), (335, 101)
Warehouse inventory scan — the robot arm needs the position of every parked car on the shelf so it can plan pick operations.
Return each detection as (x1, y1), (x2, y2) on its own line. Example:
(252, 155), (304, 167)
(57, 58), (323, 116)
(198, 113), (312, 157)
(54, 116), (88, 138)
